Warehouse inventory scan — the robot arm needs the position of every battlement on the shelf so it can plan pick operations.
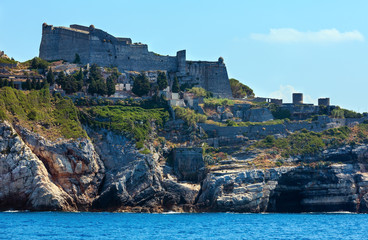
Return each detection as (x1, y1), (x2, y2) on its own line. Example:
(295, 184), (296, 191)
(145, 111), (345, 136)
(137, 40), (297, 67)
(39, 23), (232, 98)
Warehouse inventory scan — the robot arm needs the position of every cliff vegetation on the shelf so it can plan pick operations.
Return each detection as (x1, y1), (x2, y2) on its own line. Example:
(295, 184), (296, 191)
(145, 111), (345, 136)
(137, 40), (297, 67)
(0, 87), (86, 139)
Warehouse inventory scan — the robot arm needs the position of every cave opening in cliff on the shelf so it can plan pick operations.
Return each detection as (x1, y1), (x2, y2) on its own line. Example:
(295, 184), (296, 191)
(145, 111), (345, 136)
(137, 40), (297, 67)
(267, 171), (307, 213)
(268, 189), (304, 213)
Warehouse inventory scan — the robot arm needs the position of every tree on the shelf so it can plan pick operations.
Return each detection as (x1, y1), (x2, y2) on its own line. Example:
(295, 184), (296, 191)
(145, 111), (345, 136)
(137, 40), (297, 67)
(74, 53), (81, 64)
(76, 68), (83, 81)
(3, 79), (9, 87)
(229, 78), (254, 98)
(25, 78), (31, 90)
(106, 75), (116, 96)
(88, 64), (103, 83)
(132, 73), (150, 97)
(46, 68), (55, 85)
(188, 87), (212, 98)
(56, 71), (66, 86)
(10, 80), (15, 88)
(157, 71), (168, 90)
(0, 79), (3, 88)
(31, 78), (36, 89)
(30, 57), (50, 70)
(172, 76), (180, 93)
(36, 79), (42, 90)
(88, 80), (98, 95)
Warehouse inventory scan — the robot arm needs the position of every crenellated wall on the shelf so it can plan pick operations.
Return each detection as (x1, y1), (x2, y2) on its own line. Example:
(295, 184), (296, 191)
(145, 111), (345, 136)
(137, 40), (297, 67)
(39, 24), (232, 98)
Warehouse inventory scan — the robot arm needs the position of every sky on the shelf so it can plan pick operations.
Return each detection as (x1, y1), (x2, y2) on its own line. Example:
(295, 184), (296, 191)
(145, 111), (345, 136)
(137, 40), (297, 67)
(0, 0), (367, 112)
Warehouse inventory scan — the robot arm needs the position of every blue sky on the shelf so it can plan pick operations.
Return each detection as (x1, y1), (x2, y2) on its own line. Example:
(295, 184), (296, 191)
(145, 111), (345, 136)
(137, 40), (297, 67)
(0, 0), (367, 112)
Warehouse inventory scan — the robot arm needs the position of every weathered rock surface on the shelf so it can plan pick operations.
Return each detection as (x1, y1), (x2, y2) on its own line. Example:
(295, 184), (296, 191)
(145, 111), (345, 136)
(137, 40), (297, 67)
(198, 157), (368, 213)
(15, 125), (104, 209)
(0, 121), (75, 210)
(86, 128), (199, 212)
(3, 120), (368, 213)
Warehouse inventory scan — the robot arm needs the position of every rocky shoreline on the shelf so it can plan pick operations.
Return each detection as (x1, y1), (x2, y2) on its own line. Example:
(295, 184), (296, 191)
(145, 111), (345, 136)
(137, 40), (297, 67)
(1, 120), (368, 213)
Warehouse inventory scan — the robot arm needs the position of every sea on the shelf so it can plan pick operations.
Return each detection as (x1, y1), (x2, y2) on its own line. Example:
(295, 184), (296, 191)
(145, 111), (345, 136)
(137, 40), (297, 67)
(0, 212), (367, 240)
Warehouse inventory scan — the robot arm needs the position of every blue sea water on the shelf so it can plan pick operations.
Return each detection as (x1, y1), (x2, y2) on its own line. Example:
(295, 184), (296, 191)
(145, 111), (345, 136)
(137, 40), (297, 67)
(0, 212), (367, 240)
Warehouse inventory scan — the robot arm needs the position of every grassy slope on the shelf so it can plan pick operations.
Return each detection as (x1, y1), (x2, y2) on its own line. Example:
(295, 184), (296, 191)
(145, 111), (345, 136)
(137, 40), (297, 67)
(79, 105), (170, 143)
(0, 87), (86, 140)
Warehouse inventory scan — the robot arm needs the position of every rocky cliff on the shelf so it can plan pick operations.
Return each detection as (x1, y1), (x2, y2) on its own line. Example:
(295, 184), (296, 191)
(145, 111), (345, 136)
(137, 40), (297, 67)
(2, 119), (368, 213)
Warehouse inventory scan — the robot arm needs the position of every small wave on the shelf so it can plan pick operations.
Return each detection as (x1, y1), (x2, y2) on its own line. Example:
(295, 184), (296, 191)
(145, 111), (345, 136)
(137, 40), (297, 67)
(3, 210), (29, 213)
(301, 211), (356, 214)
(162, 211), (184, 214)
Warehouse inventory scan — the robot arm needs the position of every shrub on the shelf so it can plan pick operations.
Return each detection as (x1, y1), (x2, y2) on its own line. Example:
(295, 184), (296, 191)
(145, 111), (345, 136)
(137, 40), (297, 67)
(229, 78), (254, 98)
(174, 107), (207, 127)
(203, 98), (234, 108)
(80, 105), (169, 142)
(27, 110), (37, 120)
(188, 87), (212, 98)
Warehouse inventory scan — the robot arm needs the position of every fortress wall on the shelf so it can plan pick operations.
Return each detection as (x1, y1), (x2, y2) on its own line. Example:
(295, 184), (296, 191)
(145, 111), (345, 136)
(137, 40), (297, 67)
(113, 46), (177, 72)
(204, 63), (232, 98)
(40, 26), (90, 63)
(39, 24), (231, 97)
(186, 61), (232, 98)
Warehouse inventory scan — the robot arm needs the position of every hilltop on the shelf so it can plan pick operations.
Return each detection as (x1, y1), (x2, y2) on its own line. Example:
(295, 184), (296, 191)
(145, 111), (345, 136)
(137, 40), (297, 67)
(1, 26), (368, 213)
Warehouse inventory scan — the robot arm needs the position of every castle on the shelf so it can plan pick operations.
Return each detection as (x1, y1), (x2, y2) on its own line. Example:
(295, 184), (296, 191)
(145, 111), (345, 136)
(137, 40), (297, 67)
(39, 23), (232, 98)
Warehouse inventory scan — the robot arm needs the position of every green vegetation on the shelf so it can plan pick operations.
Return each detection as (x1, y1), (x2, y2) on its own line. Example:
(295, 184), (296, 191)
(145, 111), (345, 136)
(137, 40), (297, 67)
(331, 107), (363, 119)
(0, 87), (85, 139)
(0, 78), (20, 89)
(269, 105), (291, 120)
(139, 148), (151, 154)
(188, 87), (212, 98)
(157, 71), (168, 90)
(203, 98), (234, 108)
(0, 58), (17, 65)
(46, 68), (55, 85)
(252, 126), (358, 158)
(174, 107), (207, 127)
(57, 69), (83, 94)
(30, 57), (50, 70)
(132, 73), (150, 97)
(172, 76), (180, 93)
(229, 78), (254, 98)
(80, 105), (169, 142)
(73, 53), (81, 64)
(225, 119), (285, 127)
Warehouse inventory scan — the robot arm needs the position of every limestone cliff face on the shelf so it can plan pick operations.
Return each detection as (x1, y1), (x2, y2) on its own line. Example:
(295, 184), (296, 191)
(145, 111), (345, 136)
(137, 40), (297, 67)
(15, 125), (105, 210)
(0, 121), (74, 210)
(85, 127), (199, 212)
(197, 151), (368, 213)
(3, 120), (368, 213)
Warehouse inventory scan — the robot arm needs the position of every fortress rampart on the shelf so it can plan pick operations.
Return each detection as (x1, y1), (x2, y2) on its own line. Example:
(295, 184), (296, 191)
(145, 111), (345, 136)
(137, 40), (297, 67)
(39, 24), (232, 98)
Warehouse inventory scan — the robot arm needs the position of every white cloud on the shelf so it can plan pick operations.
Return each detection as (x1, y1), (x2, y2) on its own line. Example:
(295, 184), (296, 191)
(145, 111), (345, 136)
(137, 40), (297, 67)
(269, 85), (316, 104)
(250, 28), (364, 43)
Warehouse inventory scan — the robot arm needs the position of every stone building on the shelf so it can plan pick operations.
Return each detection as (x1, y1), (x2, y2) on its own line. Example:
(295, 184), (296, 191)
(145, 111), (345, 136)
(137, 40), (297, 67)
(39, 23), (232, 98)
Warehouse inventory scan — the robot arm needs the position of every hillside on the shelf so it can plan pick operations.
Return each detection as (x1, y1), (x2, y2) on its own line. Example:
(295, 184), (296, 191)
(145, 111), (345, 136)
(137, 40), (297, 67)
(1, 88), (368, 212)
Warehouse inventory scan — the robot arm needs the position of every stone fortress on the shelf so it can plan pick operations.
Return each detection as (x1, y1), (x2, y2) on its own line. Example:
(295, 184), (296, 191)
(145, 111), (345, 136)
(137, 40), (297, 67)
(39, 23), (232, 98)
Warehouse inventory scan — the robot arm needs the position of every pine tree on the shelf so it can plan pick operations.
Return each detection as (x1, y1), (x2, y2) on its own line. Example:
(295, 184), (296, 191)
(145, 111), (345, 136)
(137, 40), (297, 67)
(74, 53), (81, 64)
(36, 79), (41, 90)
(31, 78), (37, 89)
(172, 76), (180, 93)
(46, 68), (55, 85)
(26, 78), (31, 90)
(3, 79), (8, 87)
(157, 71), (168, 90)
(56, 71), (66, 86)
(132, 73), (150, 97)
(106, 75), (116, 96)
